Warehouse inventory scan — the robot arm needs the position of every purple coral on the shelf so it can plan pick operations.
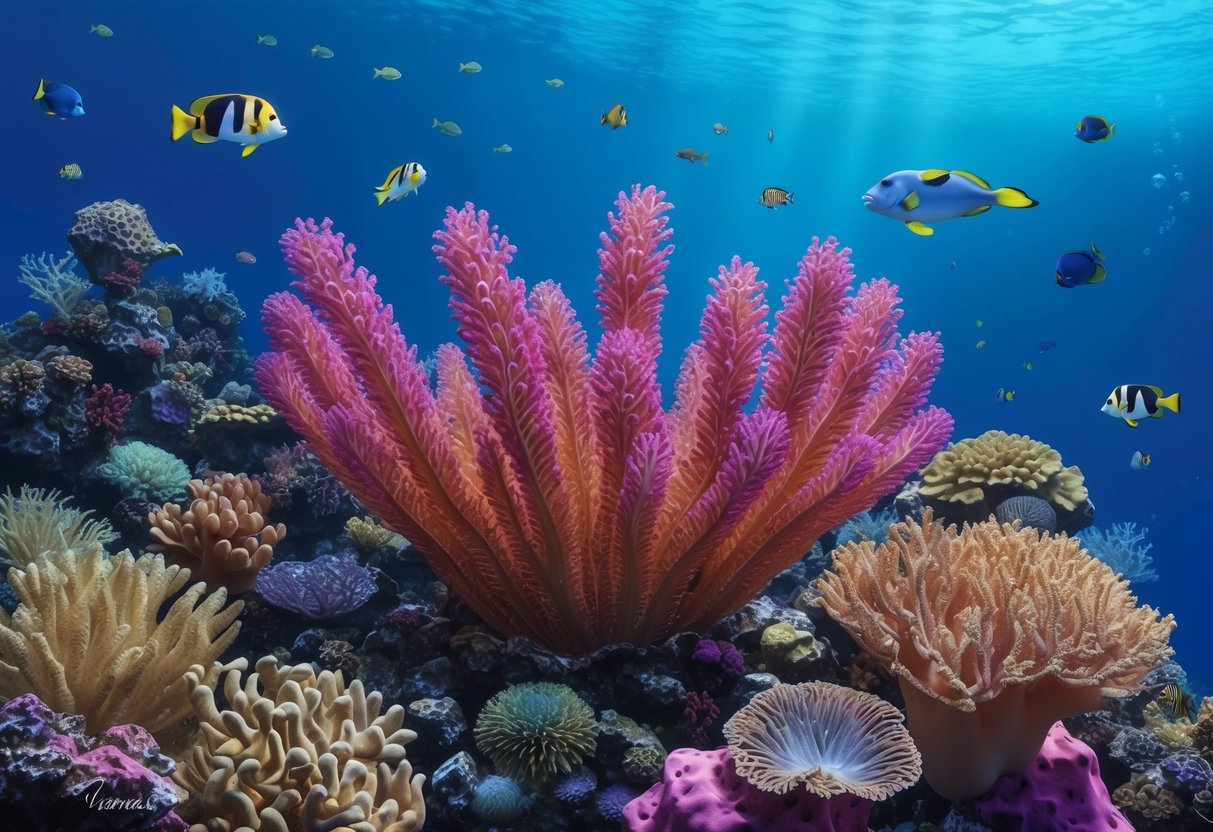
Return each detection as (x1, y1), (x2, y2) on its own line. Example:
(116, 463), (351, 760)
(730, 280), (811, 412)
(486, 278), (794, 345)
(681, 691), (720, 748)
(0, 693), (184, 832)
(691, 638), (744, 679)
(554, 765), (598, 805)
(148, 381), (190, 425)
(598, 782), (643, 822)
(253, 554), (379, 620)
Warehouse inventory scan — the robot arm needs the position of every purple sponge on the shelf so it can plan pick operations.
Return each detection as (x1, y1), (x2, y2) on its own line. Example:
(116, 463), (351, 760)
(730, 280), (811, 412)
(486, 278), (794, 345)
(969, 721), (1131, 832)
(623, 746), (871, 832)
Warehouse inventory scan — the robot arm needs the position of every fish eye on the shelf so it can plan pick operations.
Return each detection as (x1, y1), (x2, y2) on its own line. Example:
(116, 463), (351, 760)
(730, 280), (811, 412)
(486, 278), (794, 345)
(1106, 398), (1113, 405)
(269, 114), (277, 120)
(880, 179), (891, 187)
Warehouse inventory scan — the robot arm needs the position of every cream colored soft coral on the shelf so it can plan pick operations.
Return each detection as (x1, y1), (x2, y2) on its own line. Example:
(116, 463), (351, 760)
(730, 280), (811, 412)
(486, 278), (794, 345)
(175, 655), (426, 832)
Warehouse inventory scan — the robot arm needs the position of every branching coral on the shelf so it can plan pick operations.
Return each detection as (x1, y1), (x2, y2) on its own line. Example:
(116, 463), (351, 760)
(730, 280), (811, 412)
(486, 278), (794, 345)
(0, 548), (242, 744)
(1079, 522), (1159, 584)
(722, 681), (921, 798)
(175, 655), (426, 832)
(0, 485), (117, 569)
(815, 510), (1175, 800)
(18, 251), (90, 319)
(147, 472), (284, 593)
(255, 186), (952, 653)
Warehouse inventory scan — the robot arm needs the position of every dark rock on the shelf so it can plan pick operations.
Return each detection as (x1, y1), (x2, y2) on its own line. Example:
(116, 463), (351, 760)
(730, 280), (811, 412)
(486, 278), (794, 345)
(407, 697), (466, 750)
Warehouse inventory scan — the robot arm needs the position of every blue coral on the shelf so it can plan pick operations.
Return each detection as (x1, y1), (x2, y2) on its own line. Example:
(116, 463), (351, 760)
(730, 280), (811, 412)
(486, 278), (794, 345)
(553, 765), (597, 805)
(95, 440), (189, 502)
(471, 775), (531, 825)
(180, 267), (229, 302)
(596, 782), (641, 822)
(1079, 522), (1159, 584)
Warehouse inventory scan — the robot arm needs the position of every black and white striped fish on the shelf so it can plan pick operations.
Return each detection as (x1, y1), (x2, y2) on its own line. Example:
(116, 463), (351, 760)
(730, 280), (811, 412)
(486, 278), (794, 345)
(1100, 384), (1180, 428)
(758, 187), (794, 209)
(170, 93), (287, 157)
(373, 162), (427, 206)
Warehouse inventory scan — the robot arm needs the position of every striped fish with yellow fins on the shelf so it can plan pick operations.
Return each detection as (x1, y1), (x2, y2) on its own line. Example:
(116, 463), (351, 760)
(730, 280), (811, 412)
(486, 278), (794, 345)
(863, 168), (1038, 236)
(1155, 683), (1196, 721)
(170, 94), (287, 157)
(373, 162), (427, 206)
(1101, 384), (1180, 428)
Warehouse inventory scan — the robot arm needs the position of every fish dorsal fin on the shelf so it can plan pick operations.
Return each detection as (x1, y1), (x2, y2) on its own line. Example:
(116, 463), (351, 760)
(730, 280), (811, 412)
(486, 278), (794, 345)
(900, 191), (920, 211)
(951, 169), (991, 189)
(1090, 263), (1107, 283)
(961, 204), (992, 217)
(919, 169), (950, 184)
(1146, 384), (1164, 396)
(1091, 241), (1104, 259)
(188, 94), (242, 116)
(378, 166), (402, 190)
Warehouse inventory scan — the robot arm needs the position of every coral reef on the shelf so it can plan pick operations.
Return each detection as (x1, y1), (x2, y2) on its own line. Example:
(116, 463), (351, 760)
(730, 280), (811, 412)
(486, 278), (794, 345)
(913, 430), (1093, 534)
(174, 655), (426, 832)
(0, 548), (242, 742)
(815, 510), (1174, 800)
(146, 472), (283, 593)
(256, 187), (952, 653)
(66, 199), (182, 283)
(0, 693), (185, 832)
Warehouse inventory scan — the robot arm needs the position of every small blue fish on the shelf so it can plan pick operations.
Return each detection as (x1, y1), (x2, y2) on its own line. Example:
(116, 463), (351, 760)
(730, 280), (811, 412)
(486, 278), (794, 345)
(862, 169), (1038, 236)
(1130, 451), (1151, 470)
(33, 78), (84, 118)
(1038, 338), (1058, 353)
(1056, 243), (1106, 288)
(1075, 115), (1115, 143)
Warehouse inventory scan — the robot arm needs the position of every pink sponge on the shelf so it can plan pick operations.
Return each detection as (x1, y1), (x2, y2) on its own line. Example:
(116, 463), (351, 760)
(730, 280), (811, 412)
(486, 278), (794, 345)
(622, 746), (872, 832)
(969, 721), (1132, 831)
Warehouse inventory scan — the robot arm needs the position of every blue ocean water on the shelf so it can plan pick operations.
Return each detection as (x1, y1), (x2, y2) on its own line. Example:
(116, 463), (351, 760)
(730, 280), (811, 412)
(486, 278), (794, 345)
(2, 0), (1210, 687)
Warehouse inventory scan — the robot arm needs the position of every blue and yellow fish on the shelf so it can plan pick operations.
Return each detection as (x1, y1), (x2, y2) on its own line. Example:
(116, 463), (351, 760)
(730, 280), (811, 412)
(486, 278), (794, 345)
(862, 169), (1038, 236)
(1101, 384), (1180, 428)
(1056, 243), (1106, 288)
(1075, 115), (1115, 143)
(1130, 451), (1151, 470)
(1156, 683), (1196, 721)
(33, 79), (84, 118)
(171, 93), (287, 157)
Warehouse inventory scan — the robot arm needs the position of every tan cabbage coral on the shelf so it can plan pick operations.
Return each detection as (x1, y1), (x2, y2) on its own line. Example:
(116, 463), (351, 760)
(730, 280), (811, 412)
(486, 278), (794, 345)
(918, 430), (1091, 534)
(175, 655), (426, 832)
(815, 510), (1174, 801)
(0, 485), (117, 569)
(722, 681), (921, 798)
(44, 354), (93, 384)
(0, 547), (242, 743)
(198, 402), (279, 425)
(147, 472), (284, 593)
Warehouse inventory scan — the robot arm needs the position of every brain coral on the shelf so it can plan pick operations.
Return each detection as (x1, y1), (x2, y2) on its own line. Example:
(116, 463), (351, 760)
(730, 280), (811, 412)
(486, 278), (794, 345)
(66, 199), (182, 283)
(918, 430), (1092, 534)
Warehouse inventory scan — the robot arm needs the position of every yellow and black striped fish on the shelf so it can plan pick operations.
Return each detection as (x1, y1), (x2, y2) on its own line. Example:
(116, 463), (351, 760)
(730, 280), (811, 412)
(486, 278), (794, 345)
(1156, 683), (1196, 721)
(170, 93), (288, 157)
(758, 187), (794, 209)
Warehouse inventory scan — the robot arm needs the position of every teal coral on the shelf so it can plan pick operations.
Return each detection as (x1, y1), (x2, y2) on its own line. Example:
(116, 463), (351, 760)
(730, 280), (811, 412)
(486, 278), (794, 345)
(471, 775), (531, 824)
(18, 251), (89, 319)
(474, 682), (598, 784)
(96, 440), (190, 502)
(1080, 522), (1159, 584)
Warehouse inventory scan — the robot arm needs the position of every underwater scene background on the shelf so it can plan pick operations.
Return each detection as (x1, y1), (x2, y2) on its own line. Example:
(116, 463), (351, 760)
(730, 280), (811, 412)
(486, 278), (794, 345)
(1, 1), (1211, 831)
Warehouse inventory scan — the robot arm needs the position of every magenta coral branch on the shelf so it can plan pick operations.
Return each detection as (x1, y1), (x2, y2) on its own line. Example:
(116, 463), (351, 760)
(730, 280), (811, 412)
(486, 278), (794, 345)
(258, 188), (950, 654)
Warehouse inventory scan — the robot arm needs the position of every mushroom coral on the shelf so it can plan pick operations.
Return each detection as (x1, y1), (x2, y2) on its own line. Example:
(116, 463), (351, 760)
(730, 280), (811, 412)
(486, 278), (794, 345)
(814, 510), (1175, 801)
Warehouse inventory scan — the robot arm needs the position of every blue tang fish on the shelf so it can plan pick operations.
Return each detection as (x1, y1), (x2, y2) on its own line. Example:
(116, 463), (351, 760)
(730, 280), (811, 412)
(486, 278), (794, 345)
(862, 169), (1038, 236)
(1075, 115), (1115, 143)
(32, 79), (84, 118)
(1056, 243), (1106, 288)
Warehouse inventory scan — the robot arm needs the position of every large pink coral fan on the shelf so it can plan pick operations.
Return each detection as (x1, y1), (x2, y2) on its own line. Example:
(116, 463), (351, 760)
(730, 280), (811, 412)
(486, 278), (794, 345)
(256, 185), (952, 654)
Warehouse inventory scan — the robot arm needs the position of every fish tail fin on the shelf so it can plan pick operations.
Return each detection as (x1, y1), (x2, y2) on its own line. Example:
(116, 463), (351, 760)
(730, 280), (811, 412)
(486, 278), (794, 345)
(433, 118), (441, 127)
(700, 152), (708, 165)
(32, 78), (46, 100)
(373, 68), (382, 78)
(993, 186), (1039, 208)
(89, 25), (98, 33)
(1158, 392), (1180, 413)
(786, 192), (794, 204)
(374, 190), (391, 207)
(1110, 122), (1117, 136)
(171, 104), (197, 141)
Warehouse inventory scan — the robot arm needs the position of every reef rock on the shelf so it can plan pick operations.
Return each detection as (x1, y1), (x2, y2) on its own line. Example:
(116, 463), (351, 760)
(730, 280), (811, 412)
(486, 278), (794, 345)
(67, 199), (182, 283)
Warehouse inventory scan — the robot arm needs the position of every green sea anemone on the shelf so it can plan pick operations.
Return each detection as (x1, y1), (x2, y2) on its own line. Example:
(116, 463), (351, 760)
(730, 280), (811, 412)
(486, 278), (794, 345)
(474, 682), (598, 783)
(471, 775), (531, 824)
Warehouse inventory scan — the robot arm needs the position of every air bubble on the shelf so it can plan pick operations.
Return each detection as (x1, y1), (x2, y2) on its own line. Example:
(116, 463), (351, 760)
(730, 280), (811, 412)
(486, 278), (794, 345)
(1180, 191), (1190, 204)
(1174, 171), (1184, 182)
(1151, 174), (1166, 188)
(1154, 94), (1166, 108)
(1143, 248), (1152, 256)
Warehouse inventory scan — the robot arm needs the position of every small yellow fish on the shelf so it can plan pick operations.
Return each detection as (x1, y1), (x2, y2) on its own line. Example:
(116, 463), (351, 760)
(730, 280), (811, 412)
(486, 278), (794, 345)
(433, 118), (462, 137)
(257, 34), (277, 46)
(373, 67), (401, 80)
(995, 387), (1015, 402)
(459, 61), (482, 73)
(1156, 683), (1196, 721)
(1023, 361), (1033, 371)
(545, 78), (564, 88)
(311, 44), (334, 58)
(713, 122), (729, 135)
(975, 340), (986, 349)
(90, 24), (113, 37)
(758, 187), (793, 209)
(59, 163), (83, 180)
(601, 103), (627, 129)
(975, 320), (984, 328)
(492, 144), (512, 153)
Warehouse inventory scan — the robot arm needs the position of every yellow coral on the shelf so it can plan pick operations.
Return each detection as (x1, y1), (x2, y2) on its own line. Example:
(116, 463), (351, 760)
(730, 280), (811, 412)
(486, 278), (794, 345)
(0, 485), (117, 569)
(199, 402), (278, 425)
(44, 354), (93, 384)
(346, 515), (398, 553)
(1143, 700), (1195, 747)
(175, 655), (426, 832)
(919, 430), (1087, 511)
(0, 548), (242, 744)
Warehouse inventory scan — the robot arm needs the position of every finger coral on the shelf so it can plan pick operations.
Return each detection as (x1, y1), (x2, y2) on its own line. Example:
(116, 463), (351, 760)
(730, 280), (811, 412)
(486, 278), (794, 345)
(0, 548), (242, 744)
(815, 510), (1175, 800)
(147, 472), (284, 593)
(256, 185), (952, 653)
(175, 655), (426, 832)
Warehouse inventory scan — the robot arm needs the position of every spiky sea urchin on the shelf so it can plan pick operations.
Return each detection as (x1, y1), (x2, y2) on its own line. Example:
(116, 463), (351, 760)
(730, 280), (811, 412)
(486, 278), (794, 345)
(474, 682), (598, 783)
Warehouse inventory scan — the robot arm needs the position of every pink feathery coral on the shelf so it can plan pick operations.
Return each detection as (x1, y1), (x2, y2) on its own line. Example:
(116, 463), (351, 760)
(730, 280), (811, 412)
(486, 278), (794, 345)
(257, 185), (953, 654)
